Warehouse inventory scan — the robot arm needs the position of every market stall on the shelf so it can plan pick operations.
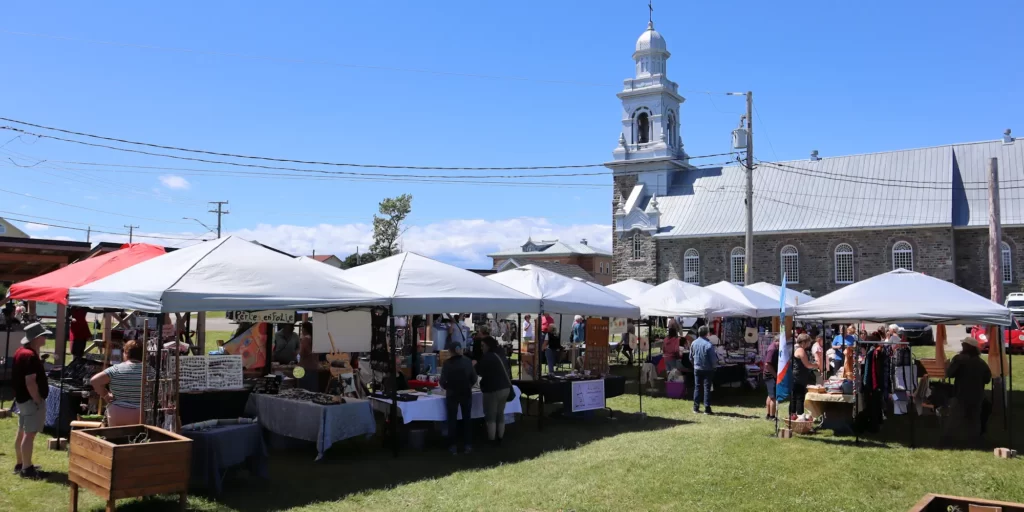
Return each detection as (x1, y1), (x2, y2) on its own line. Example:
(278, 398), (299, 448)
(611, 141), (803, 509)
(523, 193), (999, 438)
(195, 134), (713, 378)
(488, 265), (639, 422)
(180, 419), (267, 495)
(331, 251), (541, 453)
(369, 385), (523, 423)
(6, 243), (167, 439)
(67, 237), (389, 489)
(246, 389), (376, 460)
(794, 269), (1014, 445)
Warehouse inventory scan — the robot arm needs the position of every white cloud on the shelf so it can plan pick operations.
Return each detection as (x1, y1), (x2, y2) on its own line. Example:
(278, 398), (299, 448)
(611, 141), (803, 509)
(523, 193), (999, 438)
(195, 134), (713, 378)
(23, 222), (49, 232)
(158, 175), (191, 190)
(87, 217), (611, 269)
(229, 217), (611, 268)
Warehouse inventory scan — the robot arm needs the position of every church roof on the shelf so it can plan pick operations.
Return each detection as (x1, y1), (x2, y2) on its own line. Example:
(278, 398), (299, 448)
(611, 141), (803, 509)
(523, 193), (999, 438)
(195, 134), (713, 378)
(649, 138), (1024, 237)
(498, 258), (597, 282)
(488, 239), (611, 258)
(635, 22), (667, 53)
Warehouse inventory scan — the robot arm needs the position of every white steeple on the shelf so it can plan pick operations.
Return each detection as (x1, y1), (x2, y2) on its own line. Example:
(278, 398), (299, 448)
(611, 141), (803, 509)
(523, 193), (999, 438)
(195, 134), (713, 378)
(610, 21), (687, 166)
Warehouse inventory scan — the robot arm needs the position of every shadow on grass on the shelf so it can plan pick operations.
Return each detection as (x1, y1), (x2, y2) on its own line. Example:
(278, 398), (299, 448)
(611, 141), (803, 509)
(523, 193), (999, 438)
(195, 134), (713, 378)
(199, 411), (688, 512)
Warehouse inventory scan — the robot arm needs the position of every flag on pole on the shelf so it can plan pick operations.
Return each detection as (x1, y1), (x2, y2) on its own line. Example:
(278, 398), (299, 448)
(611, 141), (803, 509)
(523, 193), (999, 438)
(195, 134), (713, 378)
(776, 273), (793, 401)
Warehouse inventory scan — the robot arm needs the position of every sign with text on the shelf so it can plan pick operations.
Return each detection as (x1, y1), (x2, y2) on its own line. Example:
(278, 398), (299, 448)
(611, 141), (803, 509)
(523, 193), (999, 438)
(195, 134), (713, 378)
(583, 318), (610, 376)
(570, 379), (606, 412)
(232, 310), (296, 323)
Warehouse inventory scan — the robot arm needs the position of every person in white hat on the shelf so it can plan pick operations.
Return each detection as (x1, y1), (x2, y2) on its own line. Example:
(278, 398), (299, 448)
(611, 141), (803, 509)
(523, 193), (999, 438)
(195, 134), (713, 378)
(12, 322), (52, 479)
(943, 335), (992, 445)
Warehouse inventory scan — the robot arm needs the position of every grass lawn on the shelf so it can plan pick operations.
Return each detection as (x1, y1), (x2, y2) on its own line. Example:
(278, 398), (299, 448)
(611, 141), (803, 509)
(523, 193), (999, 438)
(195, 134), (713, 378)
(2, 351), (1021, 511)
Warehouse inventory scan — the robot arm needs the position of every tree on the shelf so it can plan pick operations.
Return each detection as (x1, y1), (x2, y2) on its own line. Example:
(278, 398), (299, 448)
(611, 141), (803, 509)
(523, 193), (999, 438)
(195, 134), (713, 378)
(370, 194), (412, 259)
(341, 250), (376, 269)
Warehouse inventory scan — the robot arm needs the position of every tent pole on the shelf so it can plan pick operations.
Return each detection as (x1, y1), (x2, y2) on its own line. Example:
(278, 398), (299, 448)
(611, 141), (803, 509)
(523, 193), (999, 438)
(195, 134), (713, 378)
(388, 308), (399, 457)
(153, 314), (163, 427)
(1008, 336), (1013, 450)
(998, 327), (1007, 432)
(1, 323), (10, 411)
(517, 314), (522, 380)
(537, 309), (544, 432)
(56, 307), (72, 442)
(637, 317), (643, 416)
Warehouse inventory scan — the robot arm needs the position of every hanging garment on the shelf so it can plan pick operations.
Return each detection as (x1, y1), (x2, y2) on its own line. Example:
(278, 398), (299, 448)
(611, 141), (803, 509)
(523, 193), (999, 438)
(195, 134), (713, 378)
(641, 362), (658, 390)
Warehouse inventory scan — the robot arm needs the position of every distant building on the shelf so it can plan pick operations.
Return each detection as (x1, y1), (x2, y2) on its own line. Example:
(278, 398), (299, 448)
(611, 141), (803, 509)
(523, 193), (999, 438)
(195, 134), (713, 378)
(0, 217), (29, 238)
(307, 254), (343, 269)
(488, 238), (614, 285)
(608, 21), (1024, 300)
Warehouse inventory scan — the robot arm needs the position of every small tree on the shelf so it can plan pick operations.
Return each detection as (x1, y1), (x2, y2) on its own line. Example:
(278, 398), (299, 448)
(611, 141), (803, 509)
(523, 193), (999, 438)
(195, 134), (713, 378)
(370, 194), (412, 259)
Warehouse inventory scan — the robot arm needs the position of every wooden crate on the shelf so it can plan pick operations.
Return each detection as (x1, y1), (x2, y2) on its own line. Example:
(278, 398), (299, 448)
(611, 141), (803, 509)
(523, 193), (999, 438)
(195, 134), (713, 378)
(69, 424), (192, 512)
(909, 493), (1024, 511)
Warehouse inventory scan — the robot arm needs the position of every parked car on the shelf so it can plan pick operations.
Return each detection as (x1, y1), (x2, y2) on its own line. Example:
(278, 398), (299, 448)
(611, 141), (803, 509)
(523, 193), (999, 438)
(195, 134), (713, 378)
(895, 322), (933, 345)
(1005, 292), (1024, 318)
(970, 320), (1024, 354)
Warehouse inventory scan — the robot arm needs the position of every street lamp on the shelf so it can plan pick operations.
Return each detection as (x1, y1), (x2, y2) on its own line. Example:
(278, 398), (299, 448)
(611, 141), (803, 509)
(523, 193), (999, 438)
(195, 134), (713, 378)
(182, 217), (215, 236)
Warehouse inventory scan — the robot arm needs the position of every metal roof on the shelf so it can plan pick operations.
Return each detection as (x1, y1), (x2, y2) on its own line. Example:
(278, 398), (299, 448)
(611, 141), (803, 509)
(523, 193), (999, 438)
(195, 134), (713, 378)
(488, 240), (611, 257)
(654, 140), (1024, 237)
(499, 258), (597, 282)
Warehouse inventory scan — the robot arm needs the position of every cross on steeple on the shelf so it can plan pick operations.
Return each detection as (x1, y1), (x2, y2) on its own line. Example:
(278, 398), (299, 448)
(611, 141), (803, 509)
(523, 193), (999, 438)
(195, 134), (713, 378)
(648, 0), (653, 24)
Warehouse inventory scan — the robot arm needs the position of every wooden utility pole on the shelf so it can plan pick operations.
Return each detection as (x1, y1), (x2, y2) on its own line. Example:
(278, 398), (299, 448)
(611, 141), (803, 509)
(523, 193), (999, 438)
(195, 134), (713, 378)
(124, 225), (139, 243)
(208, 201), (229, 238)
(988, 157), (1003, 303)
(744, 91), (754, 284)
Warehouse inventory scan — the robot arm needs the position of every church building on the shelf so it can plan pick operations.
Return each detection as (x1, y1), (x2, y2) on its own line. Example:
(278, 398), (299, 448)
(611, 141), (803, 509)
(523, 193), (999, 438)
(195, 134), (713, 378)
(608, 21), (1024, 300)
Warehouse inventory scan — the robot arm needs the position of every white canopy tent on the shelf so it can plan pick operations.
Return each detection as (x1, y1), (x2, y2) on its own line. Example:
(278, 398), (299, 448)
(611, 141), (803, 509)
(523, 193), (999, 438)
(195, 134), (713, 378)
(69, 236), (389, 312)
(629, 279), (757, 318)
(705, 281), (781, 318)
(338, 252), (540, 316)
(794, 269), (1012, 326)
(747, 282), (815, 309)
(606, 279), (654, 300)
(572, 277), (632, 302)
(488, 265), (640, 318)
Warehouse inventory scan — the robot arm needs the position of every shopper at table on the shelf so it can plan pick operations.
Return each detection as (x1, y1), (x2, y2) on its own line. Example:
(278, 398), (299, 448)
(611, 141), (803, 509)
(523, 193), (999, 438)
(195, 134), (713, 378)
(12, 322), (51, 479)
(620, 320), (635, 366)
(272, 323), (300, 364)
(90, 339), (146, 426)
(662, 327), (683, 373)
(690, 325), (717, 415)
(69, 307), (91, 359)
(476, 333), (512, 445)
(298, 321), (319, 392)
(826, 337), (844, 377)
(791, 334), (815, 417)
(449, 316), (472, 358)
(944, 336), (991, 443)
(440, 341), (477, 454)
(763, 336), (780, 420)
(543, 325), (564, 374)
(522, 314), (534, 341)
(571, 315), (586, 345)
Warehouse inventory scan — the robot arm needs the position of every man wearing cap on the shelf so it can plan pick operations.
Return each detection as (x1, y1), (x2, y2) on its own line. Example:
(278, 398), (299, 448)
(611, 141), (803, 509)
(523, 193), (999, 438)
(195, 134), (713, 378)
(12, 322), (51, 479)
(944, 336), (992, 445)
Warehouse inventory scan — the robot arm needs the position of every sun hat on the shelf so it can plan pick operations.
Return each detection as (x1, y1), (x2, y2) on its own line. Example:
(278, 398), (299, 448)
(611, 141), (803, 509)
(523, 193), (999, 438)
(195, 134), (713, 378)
(961, 336), (979, 348)
(20, 322), (52, 345)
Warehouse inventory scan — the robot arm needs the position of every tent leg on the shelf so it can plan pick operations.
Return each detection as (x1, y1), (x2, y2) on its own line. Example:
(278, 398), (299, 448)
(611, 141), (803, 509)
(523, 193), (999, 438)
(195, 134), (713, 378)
(637, 318), (643, 417)
(56, 307), (72, 443)
(388, 310), (399, 457)
(153, 315), (164, 426)
(1, 323), (10, 411)
(517, 314), (522, 380)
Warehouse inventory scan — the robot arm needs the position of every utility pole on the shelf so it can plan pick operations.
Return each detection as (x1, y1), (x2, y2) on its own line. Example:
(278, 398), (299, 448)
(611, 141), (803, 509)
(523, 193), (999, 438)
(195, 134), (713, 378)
(988, 157), (1003, 303)
(208, 201), (229, 238)
(743, 91), (755, 284)
(124, 225), (139, 243)
(86, 226), (91, 244)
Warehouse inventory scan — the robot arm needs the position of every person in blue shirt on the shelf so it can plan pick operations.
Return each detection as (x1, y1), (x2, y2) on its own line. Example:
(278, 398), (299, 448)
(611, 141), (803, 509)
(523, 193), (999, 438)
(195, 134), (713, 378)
(689, 325), (718, 415)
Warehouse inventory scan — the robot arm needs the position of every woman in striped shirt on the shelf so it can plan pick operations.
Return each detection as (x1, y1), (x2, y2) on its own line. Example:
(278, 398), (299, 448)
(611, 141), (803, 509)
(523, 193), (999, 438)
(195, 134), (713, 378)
(90, 340), (146, 426)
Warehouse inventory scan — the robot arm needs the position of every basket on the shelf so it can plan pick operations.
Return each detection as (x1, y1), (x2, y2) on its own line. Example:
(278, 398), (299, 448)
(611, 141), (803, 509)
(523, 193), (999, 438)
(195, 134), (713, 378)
(665, 381), (687, 399)
(787, 418), (815, 435)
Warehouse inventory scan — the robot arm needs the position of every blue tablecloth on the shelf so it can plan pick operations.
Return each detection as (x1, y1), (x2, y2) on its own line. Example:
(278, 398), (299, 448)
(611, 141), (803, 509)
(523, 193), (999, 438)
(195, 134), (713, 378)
(182, 423), (268, 495)
(246, 394), (376, 460)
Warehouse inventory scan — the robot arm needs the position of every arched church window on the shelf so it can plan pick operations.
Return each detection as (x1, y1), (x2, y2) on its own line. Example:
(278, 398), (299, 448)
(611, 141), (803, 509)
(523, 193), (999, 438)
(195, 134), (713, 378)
(637, 113), (650, 144)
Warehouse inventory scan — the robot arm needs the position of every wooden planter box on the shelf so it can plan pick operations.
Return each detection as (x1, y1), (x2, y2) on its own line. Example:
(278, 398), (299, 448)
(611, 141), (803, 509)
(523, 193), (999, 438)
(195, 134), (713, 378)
(909, 493), (1024, 511)
(69, 424), (192, 512)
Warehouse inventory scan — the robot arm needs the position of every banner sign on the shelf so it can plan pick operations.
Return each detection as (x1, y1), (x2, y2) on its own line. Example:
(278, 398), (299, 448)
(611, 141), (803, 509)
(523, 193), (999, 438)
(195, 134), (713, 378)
(571, 379), (606, 412)
(231, 310), (296, 323)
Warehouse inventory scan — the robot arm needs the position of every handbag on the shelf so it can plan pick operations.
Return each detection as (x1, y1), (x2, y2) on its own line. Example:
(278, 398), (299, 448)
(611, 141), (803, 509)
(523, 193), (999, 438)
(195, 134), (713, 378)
(499, 353), (516, 402)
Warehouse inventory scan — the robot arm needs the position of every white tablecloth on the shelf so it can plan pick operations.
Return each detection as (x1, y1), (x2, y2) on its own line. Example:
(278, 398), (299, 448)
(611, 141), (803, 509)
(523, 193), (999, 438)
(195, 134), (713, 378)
(370, 386), (522, 424)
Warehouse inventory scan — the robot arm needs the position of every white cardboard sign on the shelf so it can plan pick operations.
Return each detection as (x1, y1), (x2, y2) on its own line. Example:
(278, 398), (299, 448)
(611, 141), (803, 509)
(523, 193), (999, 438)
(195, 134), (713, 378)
(570, 379), (606, 413)
(313, 310), (372, 353)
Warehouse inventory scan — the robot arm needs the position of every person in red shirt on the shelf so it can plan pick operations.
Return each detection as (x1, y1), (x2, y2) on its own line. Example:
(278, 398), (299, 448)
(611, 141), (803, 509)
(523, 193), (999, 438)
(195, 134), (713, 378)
(540, 313), (554, 334)
(12, 322), (51, 479)
(662, 328), (683, 373)
(69, 307), (91, 359)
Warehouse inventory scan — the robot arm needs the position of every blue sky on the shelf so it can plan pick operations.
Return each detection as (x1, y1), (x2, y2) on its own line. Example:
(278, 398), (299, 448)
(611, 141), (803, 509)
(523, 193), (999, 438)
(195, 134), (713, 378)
(1, 1), (1021, 267)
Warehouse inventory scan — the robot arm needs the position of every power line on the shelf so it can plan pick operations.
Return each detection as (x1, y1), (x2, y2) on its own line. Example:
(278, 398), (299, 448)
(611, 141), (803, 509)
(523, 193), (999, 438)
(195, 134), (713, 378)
(0, 118), (737, 175)
(756, 160), (1016, 190)
(0, 186), (194, 225)
(0, 215), (210, 241)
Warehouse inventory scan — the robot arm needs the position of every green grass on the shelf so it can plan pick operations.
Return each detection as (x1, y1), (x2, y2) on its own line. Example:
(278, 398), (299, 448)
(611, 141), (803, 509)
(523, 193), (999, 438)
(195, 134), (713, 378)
(2, 351), (1021, 511)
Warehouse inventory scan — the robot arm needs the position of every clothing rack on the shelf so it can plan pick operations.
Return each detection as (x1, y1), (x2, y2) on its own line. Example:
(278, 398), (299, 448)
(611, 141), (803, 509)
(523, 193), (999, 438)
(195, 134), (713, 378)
(852, 337), (917, 447)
